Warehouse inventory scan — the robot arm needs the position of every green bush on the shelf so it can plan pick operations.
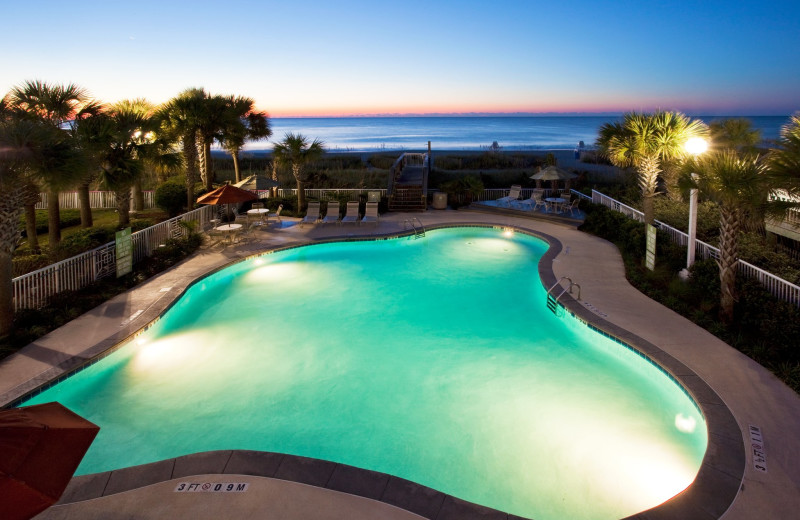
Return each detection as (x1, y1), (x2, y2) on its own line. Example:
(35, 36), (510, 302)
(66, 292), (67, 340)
(155, 180), (187, 217)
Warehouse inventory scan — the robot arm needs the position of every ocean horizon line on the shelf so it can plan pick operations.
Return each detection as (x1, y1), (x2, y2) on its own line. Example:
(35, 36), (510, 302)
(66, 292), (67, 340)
(272, 112), (794, 119)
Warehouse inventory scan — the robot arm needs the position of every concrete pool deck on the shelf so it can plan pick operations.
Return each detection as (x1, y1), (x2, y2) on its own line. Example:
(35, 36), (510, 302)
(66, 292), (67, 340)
(0, 208), (798, 519)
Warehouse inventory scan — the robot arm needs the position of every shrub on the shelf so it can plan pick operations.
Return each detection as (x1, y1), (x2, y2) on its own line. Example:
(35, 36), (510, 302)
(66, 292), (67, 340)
(155, 180), (187, 217)
(19, 209), (82, 237)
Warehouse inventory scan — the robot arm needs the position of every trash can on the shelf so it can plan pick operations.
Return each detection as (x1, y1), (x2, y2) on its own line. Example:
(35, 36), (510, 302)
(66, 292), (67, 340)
(432, 192), (447, 210)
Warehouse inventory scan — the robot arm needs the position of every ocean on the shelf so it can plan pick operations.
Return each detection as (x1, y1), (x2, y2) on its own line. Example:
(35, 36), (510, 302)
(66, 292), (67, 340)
(247, 115), (793, 153)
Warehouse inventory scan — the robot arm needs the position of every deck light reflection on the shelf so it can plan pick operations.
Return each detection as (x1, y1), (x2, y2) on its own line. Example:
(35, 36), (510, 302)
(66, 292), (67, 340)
(675, 413), (697, 433)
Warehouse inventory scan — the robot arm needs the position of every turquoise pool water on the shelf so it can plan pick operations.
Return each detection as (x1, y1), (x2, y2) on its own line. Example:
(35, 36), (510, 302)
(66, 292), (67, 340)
(21, 227), (707, 520)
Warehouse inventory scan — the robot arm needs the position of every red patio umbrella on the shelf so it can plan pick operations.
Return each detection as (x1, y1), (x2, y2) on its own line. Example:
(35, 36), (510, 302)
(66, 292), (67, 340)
(0, 402), (100, 520)
(196, 183), (258, 205)
(197, 183), (258, 222)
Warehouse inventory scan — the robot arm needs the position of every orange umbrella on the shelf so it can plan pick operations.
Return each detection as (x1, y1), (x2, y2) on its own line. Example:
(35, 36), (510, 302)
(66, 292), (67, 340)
(0, 402), (100, 520)
(196, 184), (258, 205)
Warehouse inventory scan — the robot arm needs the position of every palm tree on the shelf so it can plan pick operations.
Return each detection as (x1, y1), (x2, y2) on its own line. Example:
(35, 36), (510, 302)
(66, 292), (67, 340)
(7, 81), (91, 248)
(0, 117), (80, 334)
(271, 133), (324, 211)
(196, 93), (231, 191)
(98, 100), (160, 227)
(220, 96), (271, 183)
(158, 88), (206, 210)
(767, 115), (800, 191)
(680, 149), (800, 323)
(709, 118), (761, 154)
(597, 111), (707, 224)
(71, 102), (110, 228)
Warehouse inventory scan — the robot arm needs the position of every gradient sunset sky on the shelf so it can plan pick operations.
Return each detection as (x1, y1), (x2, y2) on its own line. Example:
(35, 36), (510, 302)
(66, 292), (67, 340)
(2, 0), (798, 117)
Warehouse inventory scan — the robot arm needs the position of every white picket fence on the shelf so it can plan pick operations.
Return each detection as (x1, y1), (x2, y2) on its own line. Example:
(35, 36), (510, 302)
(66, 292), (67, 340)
(591, 190), (800, 307)
(12, 205), (216, 311)
(35, 191), (156, 210)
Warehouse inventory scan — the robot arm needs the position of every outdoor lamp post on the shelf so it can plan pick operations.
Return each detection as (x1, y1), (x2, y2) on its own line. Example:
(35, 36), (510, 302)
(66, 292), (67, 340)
(680, 137), (709, 280)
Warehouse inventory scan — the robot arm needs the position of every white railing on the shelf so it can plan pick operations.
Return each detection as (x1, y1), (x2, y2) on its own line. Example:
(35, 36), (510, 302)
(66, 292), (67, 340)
(12, 205), (215, 311)
(252, 188), (386, 201)
(592, 190), (800, 306)
(462, 187), (584, 203)
(35, 191), (156, 210)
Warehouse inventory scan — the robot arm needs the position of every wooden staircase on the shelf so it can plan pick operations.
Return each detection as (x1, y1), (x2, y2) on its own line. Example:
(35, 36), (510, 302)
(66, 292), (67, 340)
(387, 154), (429, 212)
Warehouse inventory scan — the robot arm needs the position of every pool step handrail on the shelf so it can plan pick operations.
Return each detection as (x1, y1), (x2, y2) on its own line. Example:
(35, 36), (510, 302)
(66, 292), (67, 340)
(546, 276), (581, 315)
(403, 217), (426, 238)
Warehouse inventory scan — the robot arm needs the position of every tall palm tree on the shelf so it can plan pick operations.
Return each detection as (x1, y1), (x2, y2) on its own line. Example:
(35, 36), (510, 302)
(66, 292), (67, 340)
(272, 133), (324, 211)
(196, 93), (232, 191)
(221, 96), (271, 183)
(71, 102), (110, 228)
(0, 117), (80, 334)
(597, 111), (707, 224)
(97, 100), (160, 227)
(680, 150), (800, 323)
(158, 88), (206, 210)
(767, 115), (800, 191)
(7, 81), (91, 248)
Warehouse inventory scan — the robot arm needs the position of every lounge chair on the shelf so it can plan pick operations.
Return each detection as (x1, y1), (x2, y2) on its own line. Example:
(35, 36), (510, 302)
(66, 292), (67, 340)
(515, 190), (545, 211)
(323, 201), (340, 224)
(341, 201), (361, 224)
(361, 202), (379, 226)
(497, 184), (521, 207)
(268, 204), (283, 225)
(300, 202), (321, 227)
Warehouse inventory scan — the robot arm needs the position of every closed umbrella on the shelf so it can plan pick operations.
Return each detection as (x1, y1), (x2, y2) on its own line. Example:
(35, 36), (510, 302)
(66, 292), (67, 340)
(0, 402), (100, 520)
(233, 175), (280, 191)
(530, 165), (578, 190)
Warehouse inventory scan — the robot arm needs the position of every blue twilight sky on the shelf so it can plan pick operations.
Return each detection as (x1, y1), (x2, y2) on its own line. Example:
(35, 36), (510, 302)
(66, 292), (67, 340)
(1, 0), (798, 116)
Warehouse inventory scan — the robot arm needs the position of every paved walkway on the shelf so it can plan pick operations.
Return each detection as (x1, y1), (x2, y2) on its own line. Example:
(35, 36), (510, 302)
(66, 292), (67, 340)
(1, 209), (797, 519)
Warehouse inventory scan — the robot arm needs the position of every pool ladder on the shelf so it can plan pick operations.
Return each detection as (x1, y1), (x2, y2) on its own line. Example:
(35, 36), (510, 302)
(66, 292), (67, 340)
(404, 218), (426, 239)
(546, 277), (581, 316)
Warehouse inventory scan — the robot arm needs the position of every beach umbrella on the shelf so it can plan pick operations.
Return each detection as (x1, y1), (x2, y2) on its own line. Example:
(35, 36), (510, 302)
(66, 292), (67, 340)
(234, 175), (280, 191)
(0, 402), (100, 520)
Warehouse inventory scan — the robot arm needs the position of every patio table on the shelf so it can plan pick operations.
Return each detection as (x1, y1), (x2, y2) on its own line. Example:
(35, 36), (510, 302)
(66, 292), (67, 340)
(545, 197), (567, 213)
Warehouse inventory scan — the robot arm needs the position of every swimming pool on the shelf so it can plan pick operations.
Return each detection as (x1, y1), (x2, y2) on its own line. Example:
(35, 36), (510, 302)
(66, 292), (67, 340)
(20, 227), (707, 520)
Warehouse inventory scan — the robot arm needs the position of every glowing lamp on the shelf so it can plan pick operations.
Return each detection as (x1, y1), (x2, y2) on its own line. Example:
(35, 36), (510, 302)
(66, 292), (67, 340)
(684, 137), (708, 156)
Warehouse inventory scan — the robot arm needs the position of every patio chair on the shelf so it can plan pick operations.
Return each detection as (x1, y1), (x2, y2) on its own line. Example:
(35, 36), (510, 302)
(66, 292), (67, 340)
(515, 190), (545, 212)
(341, 201), (361, 224)
(252, 202), (264, 209)
(268, 204), (283, 226)
(323, 201), (341, 224)
(300, 201), (321, 227)
(497, 184), (522, 207)
(361, 202), (379, 226)
(564, 198), (580, 216)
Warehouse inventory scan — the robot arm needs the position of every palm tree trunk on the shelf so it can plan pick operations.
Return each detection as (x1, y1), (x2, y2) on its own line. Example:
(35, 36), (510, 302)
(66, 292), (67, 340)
(77, 182), (93, 228)
(22, 182), (41, 253)
(294, 165), (306, 211)
(47, 189), (61, 249)
(718, 206), (740, 323)
(271, 160), (279, 198)
(232, 151), (241, 183)
(205, 141), (214, 190)
(638, 156), (661, 224)
(0, 186), (26, 335)
(116, 188), (132, 228)
(184, 132), (199, 210)
(132, 180), (144, 212)
(24, 204), (39, 253)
